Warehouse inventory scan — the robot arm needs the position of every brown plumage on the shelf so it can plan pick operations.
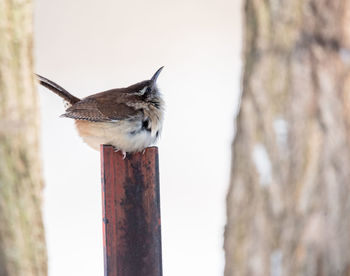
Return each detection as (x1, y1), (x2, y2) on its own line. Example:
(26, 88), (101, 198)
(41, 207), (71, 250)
(37, 67), (164, 154)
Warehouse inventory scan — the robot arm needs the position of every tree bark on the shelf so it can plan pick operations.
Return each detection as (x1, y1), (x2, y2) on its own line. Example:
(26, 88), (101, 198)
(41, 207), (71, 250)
(0, 0), (47, 275)
(225, 1), (350, 275)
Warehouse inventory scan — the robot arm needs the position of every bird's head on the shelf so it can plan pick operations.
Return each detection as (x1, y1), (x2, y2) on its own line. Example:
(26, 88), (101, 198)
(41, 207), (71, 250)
(127, 66), (164, 97)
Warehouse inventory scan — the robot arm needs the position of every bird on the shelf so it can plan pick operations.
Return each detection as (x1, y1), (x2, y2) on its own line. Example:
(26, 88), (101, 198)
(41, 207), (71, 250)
(36, 67), (164, 156)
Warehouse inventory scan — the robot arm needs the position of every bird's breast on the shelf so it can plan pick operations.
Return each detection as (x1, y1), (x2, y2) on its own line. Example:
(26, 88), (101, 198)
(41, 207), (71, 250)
(74, 117), (162, 152)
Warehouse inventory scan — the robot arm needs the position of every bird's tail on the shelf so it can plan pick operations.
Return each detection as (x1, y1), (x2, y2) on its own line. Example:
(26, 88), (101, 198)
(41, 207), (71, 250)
(36, 74), (80, 105)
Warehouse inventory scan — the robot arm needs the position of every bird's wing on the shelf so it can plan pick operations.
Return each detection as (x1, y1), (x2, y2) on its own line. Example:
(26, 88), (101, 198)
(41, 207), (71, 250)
(62, 93), (143, 122)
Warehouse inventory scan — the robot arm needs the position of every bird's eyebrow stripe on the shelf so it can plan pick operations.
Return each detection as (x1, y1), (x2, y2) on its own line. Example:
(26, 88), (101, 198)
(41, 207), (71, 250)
(139, 86), (147, 94)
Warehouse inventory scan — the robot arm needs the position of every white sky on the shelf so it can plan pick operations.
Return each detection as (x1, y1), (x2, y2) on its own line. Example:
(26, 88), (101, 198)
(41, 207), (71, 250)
(34, 1), (242, 275)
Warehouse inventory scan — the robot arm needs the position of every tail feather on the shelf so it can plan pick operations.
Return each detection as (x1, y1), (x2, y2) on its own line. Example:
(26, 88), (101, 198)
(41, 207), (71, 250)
(36, 74), (80, 105)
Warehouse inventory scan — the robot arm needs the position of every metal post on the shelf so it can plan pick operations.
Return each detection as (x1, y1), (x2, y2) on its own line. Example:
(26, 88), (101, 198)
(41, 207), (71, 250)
(100, 145), (162, 276)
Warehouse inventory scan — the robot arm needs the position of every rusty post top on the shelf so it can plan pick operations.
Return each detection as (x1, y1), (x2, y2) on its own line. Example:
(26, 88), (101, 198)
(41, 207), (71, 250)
(100, 145), (158, 159)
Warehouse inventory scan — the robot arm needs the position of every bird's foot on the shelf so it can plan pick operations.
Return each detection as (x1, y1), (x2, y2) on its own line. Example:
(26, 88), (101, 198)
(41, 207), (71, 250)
(113, 148), (126, 159)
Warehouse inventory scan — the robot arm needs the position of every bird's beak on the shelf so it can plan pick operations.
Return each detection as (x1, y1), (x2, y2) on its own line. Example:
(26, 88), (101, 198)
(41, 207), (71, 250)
(151, 66), (164, 86)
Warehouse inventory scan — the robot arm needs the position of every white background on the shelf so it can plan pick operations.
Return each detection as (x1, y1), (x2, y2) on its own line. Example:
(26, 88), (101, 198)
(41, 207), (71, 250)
(34, 1), (242, 275)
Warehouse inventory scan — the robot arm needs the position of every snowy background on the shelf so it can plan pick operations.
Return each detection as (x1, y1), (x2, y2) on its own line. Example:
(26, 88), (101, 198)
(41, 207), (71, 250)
(34, 0), (242, 275)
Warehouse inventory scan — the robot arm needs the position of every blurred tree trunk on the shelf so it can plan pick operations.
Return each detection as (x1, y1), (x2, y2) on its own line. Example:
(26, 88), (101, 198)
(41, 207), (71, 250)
(225, 1), (350, 275)
(0, 0), (47, 275)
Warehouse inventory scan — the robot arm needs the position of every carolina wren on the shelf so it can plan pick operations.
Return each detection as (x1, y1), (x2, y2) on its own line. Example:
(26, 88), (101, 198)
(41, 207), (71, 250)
(37, 67), (164, 155)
